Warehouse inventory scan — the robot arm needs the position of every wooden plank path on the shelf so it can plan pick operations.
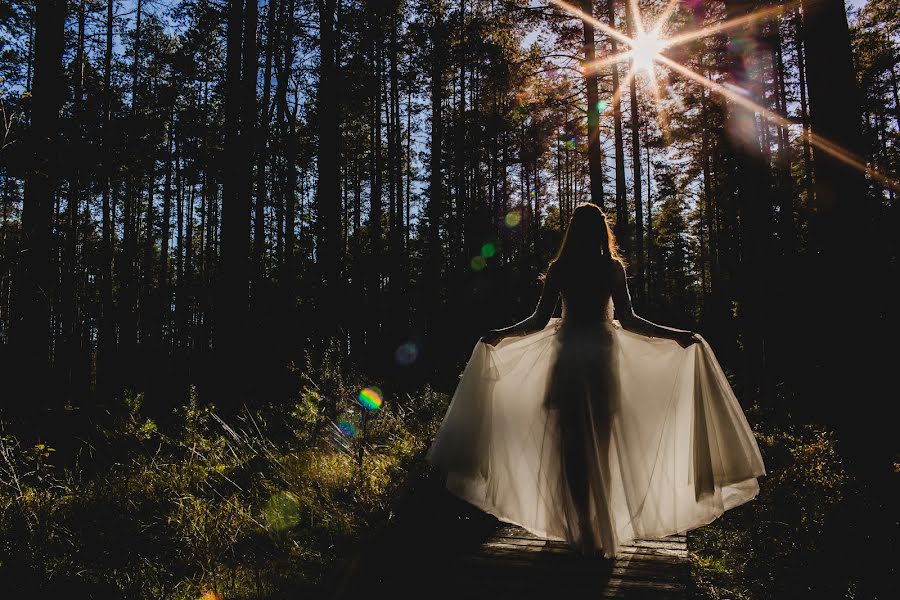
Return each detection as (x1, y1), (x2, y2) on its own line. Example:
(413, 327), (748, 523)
(442, 525), (689, 600)
(332, 475), (690, 600)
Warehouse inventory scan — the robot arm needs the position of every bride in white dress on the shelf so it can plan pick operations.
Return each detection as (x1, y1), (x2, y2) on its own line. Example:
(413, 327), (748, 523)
(426, 202), (766, 558)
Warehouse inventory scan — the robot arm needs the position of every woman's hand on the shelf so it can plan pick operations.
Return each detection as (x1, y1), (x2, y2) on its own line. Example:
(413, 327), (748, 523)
(674, 331), (701, 348)
(480, 330), (507, 347)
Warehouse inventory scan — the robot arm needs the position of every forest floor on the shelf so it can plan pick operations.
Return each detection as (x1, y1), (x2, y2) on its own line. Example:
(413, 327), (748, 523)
(0, 388), (896, 599)
(332, 468), (691, 600)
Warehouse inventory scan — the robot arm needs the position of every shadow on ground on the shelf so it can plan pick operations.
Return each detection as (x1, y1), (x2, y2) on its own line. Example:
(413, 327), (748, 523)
(331, 469), (689, 600)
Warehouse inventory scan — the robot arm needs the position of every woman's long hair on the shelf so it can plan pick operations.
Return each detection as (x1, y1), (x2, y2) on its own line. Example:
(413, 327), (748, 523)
(543, 202), (624, 284)
(552, 202), (623, 268)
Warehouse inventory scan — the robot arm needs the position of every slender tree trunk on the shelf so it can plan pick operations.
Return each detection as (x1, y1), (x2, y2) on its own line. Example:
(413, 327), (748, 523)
(644, 135), (653, 301)
(14, 0), (66, 415)
(185, 182), (195, 342)
(606, 0), (628, 255)
(425, 5), (445, 371)
(367, 13), (384, 368)
(141, 168), (155, 354)
(119, 0), (143, 387)
(62, 0), (86, 400)
(316, 0), (342, 339)
(581, 0), (605, 208)
(389, 3), (405, 346)
(405, 87), (412, 250)
(800, 0), (890, 476)
(722, 0), (769, 402)
(175, 117), (185, 349)
(283, 3), (298, 301)
(794, 10), (815, 219)
(98, 0), (116, 401)
(255, 0), (278, 292)
(625, 1), (643, 302)
(161, 109), (174, 350)
(218, 0), (256, 408)
(773, 25), (793, 258)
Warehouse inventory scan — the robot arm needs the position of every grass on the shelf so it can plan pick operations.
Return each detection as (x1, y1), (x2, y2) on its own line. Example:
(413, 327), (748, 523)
(0, 349), (451, 599)
(688, 405), (897, 599)
(2, 352), (896, 599)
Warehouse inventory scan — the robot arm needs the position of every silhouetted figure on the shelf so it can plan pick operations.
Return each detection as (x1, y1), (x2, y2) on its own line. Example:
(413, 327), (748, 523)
(428, 203), (766, 558)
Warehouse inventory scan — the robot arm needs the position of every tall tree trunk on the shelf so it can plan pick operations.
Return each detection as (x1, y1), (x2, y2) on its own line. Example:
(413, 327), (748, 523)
(625, 0), (642, 301)
(425, 4), (445, 372)
(606, 0), (628, 255)
(773, 25), (793, 258)
(119, 0), (143, 390)
(255, 0), (278, 290)
(316, 0), (342, 339)
(581, 0), (605, 207)
(722, 0), (769, 402)
(98, 0), (116, 401)
(389, 3), (405, 349)
(14, 0), (66, 416)
(218, 0), (256, 408)
(161, 109), (174, 349)
(282, 3), (298, 302)
(174, 122), (184, 347)
(141, 170), (155, 355)
(644, 135), (653, 301)
(63, 0), (86, 401)
(368, 13), (384, 368)
(800, 0), (891, 477)
(793, 10), (814, 223)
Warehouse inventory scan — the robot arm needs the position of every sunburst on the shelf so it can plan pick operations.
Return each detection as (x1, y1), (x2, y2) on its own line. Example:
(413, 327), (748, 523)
(549, 0), (899, 191)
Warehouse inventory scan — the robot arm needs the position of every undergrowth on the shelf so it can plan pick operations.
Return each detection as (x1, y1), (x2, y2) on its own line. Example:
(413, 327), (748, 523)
(0, 345), (450, 599)
(689, 403), (897, 599)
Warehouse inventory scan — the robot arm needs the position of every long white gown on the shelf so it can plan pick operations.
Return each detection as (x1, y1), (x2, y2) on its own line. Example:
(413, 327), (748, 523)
(426, 299), (766, 558)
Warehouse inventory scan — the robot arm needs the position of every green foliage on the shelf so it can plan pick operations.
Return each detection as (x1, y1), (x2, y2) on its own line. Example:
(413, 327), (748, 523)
(688, 412), (890, 600)
(0, 365), (451, 599)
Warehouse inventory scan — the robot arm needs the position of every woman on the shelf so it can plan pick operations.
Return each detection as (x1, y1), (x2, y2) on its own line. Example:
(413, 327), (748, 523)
(426, 202), (765, 558)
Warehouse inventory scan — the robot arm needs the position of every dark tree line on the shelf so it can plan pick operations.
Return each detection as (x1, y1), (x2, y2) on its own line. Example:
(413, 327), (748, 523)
(0, 0), (897, 474)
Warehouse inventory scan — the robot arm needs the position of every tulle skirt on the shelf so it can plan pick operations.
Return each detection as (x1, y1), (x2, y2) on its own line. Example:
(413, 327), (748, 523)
(426, 317), (766, 558)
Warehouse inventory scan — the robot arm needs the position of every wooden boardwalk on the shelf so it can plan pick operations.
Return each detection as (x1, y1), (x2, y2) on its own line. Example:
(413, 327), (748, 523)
(333, 474), (691, 600)
(442, 524), (689, 600)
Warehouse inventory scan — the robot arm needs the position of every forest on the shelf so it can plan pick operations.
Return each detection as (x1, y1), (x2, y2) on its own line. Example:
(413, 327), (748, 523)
(0, 0), (897, 597)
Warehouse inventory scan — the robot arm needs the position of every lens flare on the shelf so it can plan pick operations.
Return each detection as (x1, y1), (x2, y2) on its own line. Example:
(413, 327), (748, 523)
(263, 491), (301, 532)
(481, 242), (496, 258)
(395, 341), (419, 366)
(358, 387), (383, 411)
(337, 417), (358, 437)
(504, 210), (522, 228)
(198, 591), (222, 600)
(470, 255), (487, 271)
(549, 0), (898, 190)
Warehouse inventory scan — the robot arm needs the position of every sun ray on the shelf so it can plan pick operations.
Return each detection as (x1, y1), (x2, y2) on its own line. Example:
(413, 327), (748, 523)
(663, 3), (797, 49)
(583, 49), (636, 74)
(552, 0), (898, 192)
(628, 0), (646, 35)
(649, 0), (682, 36)
(550, 0), (635, 47)
(644, 63), (670, 139)
(655, 54), (900, 191)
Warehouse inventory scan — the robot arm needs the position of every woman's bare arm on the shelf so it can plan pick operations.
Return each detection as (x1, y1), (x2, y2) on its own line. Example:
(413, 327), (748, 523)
(481, 271), (560, 344)
(611, 259), (698, 346)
